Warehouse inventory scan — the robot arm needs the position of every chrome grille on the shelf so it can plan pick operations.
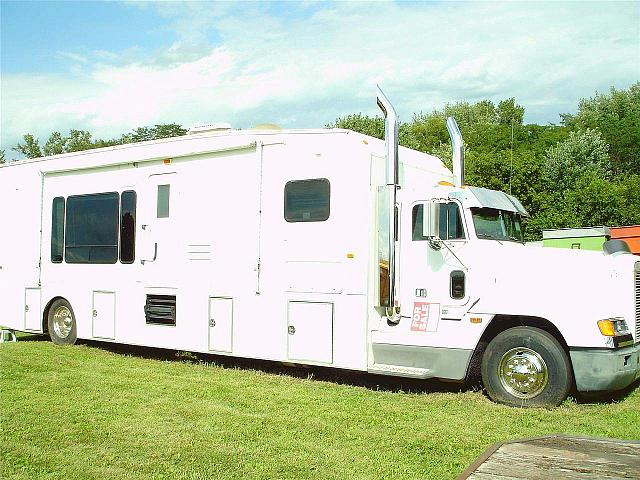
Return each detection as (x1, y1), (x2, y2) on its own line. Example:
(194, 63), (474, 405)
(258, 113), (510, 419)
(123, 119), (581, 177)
(636, 263), (640, 341)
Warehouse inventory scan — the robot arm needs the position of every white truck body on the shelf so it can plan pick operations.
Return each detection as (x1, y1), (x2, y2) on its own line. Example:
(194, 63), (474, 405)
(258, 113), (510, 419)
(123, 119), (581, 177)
(1, 103), (638, 406)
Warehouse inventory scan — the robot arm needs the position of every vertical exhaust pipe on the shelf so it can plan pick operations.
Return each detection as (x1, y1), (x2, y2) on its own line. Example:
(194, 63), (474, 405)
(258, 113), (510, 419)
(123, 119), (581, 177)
(376, 86), (399, 319)
(446, 117), (464, 187)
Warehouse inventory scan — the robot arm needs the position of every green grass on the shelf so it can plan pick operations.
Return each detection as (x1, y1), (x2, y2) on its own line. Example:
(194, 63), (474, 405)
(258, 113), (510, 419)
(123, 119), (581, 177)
(1, 335), (639, 479)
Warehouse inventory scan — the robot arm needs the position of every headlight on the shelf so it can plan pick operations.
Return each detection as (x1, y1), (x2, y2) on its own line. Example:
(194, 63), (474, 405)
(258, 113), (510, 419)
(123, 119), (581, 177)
(597, 318), (630, 337)
(597, 318), (633, 348)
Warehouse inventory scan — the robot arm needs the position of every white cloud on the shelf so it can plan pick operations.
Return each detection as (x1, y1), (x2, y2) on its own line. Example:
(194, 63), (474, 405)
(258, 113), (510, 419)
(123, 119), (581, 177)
(2, 1), (638, 156)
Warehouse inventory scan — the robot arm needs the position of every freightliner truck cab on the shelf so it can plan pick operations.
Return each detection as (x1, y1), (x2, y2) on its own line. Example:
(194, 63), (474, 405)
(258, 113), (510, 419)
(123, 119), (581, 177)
(373, 88), (640, 407)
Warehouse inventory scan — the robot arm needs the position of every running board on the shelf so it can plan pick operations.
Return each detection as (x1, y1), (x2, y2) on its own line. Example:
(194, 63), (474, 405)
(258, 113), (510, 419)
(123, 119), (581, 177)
(368, 364), (432, 379)
(0, 330), (17, 344)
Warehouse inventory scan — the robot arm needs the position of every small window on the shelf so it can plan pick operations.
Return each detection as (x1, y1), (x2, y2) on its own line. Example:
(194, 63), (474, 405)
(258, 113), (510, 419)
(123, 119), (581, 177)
(450, 270), (466, 299)
(120, 191), (136, 263)
(157, 184), (170, 218)
(51, 197), (65, 263)
(412, 202), (465, 241)
(65, 192), (119, 264)
(284, 178), (330, 222)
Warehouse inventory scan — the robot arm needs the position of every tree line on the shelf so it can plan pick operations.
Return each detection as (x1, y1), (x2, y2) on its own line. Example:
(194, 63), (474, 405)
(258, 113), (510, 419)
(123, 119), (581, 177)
(2, 82), (638, 240)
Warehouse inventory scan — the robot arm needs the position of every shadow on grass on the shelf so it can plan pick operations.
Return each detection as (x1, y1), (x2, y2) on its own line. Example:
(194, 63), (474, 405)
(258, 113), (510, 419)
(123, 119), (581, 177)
(72, 338), (460, 395)
(14, 332), (639, 402)
(573, 378), (640, 405)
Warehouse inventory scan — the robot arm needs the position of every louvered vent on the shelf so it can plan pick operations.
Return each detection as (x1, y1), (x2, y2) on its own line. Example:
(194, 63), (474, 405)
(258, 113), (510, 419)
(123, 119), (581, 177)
(635, 263), (640, 342)
(145, 295), (176, 326)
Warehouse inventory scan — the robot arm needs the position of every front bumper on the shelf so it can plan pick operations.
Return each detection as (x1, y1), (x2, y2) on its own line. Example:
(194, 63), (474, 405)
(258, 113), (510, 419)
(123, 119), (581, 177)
(570, 343), (640, 392)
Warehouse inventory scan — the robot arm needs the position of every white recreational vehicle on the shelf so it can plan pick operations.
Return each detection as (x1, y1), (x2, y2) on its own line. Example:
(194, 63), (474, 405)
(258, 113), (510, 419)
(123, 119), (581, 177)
(1, 89), (638, 407)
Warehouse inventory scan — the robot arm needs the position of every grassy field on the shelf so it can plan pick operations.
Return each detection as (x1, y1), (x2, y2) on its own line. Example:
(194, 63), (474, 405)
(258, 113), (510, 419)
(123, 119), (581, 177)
(1, 335), (639, 479)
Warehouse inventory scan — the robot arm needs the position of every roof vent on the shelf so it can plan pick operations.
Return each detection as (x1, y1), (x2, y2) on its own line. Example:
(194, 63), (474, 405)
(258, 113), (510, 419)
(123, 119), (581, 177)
(188, 122), (232, 135)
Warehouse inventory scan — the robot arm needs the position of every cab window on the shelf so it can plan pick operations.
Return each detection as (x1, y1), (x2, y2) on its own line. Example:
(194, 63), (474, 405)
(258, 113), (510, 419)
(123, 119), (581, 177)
(412, 202), (465, 241)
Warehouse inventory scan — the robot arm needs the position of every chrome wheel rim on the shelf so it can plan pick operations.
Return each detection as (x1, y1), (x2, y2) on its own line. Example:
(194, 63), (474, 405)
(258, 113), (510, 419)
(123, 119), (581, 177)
(498, 347), (548, 399)
(52, 306), (73, 339)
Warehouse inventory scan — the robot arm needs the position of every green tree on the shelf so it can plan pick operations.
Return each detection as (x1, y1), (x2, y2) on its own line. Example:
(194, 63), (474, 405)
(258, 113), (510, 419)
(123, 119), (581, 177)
(561, 82), (640, 174)
(14, 134), (42, 159)
(326, 114), (385, 140)
(496, 98), (525, 126)
(121, 124), (188, 144)
(543, 129), (611, 193)
(66, 130), (94, 152)
(42, 131), (67, 156)
(0, 149), (5, 164)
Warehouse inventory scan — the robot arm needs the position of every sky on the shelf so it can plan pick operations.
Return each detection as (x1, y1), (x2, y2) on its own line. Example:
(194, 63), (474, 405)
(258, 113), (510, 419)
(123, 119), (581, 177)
(1, 1), (639, 157)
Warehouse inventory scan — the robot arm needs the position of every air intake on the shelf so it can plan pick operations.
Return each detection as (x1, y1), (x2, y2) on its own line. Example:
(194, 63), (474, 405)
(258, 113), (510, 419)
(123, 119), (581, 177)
(144, 295), (176, 326)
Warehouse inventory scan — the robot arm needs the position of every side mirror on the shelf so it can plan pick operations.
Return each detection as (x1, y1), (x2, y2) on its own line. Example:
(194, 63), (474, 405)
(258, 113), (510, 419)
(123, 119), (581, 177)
(422, 201), (440, 239)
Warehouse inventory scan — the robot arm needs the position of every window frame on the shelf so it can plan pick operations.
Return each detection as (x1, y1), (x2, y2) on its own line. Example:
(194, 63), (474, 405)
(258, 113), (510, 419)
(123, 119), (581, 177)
(119, 190), (137, 264)
(411, 200), (467, 242)
(157, 184), (170, 219)
(64, 191), (120, 264)
(284, 178), (331, 223)
(51, 197), (65, 263)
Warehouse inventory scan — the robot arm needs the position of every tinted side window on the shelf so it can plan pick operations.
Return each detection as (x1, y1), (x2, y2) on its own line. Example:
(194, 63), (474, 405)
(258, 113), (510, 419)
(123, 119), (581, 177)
(412, 202), (465, 241)
(65, 192), (119, 264)
(284, 179), (330, 222)
(412, 204), (426, 241)
(120, 190), (136, 263)
(439, 203), (465, 240)
(51, 197), (65, 263)
(157, 184), (170, 218)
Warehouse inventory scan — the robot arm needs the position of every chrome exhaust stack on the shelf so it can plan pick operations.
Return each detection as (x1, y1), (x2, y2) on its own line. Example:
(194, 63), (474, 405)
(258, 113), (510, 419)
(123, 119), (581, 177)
(446, 117), (464, 187)
(376, 86), (400, 320)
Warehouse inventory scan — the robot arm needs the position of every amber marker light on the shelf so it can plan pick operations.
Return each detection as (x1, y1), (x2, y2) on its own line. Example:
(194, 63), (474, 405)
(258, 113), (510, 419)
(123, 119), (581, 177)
(164, 158), (172, 165)
(597, 318), (629, 337)
(438, 180), (454, 186)
(346, 253), (355, 259)
(470, 317), (482, 324)
(597, 320), (616, 336)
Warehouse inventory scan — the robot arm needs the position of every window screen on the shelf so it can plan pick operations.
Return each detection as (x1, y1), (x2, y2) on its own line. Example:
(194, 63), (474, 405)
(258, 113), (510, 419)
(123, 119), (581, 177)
(412, 202), (465, 241)
(65, 192), (119, 264)
(51, 197), (65, 263)
(157, 184), (170, 218)
(284, 178), (330, 222)
(120, 190), (136, 263)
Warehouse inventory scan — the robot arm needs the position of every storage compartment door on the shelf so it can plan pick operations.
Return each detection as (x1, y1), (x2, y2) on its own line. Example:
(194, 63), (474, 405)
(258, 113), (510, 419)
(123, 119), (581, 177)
(208, 297), (233, 353)
(24, 288), (41, 332)
(92, 291), (115, 339)
(287, 301), (333, 364)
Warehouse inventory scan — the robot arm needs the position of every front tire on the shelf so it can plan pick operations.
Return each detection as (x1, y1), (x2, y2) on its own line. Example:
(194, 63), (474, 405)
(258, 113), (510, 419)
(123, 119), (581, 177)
(481, 326), (572, 407)
(47, 299), (77, 346)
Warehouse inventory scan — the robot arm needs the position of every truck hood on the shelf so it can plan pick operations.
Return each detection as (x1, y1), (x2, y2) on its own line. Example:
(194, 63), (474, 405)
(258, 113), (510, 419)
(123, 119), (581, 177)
(465, 241), (638, 345)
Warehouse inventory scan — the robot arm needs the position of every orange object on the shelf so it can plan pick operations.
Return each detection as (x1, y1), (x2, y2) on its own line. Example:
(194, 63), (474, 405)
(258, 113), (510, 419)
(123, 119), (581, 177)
(610, 225), (640, 254)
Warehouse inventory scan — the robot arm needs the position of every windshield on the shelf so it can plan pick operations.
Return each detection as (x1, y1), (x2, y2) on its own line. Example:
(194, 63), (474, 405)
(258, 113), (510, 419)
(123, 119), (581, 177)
(471, 207), (524, 242)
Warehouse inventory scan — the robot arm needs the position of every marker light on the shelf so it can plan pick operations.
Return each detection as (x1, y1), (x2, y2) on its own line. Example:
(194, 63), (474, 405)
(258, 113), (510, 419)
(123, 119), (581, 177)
(597, 318), (629, 337)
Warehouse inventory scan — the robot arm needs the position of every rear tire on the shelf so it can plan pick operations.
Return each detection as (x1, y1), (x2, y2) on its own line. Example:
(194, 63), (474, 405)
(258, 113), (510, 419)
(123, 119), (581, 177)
(481, 326), (572, 407)
(47, 299), (77, 346)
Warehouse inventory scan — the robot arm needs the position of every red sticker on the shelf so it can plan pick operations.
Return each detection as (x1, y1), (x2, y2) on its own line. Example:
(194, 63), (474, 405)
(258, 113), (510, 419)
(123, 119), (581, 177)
(411, 302), (429, 332)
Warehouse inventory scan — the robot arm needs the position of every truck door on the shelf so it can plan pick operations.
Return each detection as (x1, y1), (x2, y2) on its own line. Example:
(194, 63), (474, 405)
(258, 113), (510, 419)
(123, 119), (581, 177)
(399, 200), (470, 330)
(140, 172), (179, 287)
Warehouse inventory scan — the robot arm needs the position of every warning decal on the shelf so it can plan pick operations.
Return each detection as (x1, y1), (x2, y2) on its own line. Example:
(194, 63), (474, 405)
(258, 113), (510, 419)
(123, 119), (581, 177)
(411, 302), (429, 332)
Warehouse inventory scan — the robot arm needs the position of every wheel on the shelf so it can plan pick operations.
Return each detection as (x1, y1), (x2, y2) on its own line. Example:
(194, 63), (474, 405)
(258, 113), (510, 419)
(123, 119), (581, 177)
(47, 299), (78, 346)
(481, 326), (572, 407)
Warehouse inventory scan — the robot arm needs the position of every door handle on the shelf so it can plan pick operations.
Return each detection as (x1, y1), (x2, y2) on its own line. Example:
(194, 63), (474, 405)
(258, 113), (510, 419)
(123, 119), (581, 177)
(288, 325), (295, 335)
(209, 319), (216, 328)
(141, 243), (158, 265)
